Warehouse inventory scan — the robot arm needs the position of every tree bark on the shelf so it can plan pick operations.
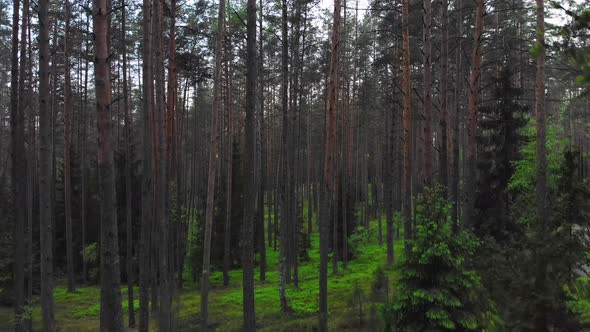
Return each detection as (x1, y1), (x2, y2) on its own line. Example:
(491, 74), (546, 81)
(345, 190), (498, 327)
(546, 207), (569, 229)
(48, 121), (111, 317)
(258, 0), (267, 283)
(152, 0), (170, 327)
(94, 0), (125, 329)
(139, 0), (154, 330)
(122, 0), (134, 326)
(82, 11), (90, 284)
(201, 0), (225, 328)
(64, 0), (75, 294)
(423, 0), (433, 186)
(242, 0), (258, 329)
(38, 0), (56, 329)
(402, 0), (412, 254)
(320, 0), (341, 329)
(10, 0), (26, 328)
(463, 0), (484, 228)
(439, 0), (449, 191)
(451, 0), (463, 228)
(223, 40), (233, 287)
(279, 0), (290, 315)
(23, 2), (33, 328)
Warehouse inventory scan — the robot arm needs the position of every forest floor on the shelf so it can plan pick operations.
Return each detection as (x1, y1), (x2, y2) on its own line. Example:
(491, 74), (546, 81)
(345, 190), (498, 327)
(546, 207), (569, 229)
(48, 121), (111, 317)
(0, 216), (401, 331)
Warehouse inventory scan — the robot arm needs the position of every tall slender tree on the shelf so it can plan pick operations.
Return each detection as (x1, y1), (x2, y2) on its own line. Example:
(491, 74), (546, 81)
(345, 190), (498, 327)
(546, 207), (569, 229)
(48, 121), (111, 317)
(152, 0), (171, 326)
(10, 0), (26, 328)
(139, 0), (154, 331)
(94, 0), (125, 329)
(63, 0), (75, 294)
(422, 0), (433, 186)
(38, 0), (56, 329)
(242, 0), (257, 329)
(439, 0), (449, 190)
(278, 0), (290, 314)
(320, 0), (341, 329)
(463, 0), (484, 227)
(201, 0), (225, 329)
(122, 0), (134, 326)
(402, 0), (412, 254)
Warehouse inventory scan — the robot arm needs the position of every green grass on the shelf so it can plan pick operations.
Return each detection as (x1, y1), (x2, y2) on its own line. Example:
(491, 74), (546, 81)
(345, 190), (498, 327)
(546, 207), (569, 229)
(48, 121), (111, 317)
(0, 209), (401, 331)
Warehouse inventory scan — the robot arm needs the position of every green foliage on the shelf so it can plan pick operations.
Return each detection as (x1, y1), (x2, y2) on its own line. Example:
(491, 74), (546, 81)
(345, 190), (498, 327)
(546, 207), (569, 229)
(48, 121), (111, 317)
(0, 217), (13, 305)
(502, 149), (590, 330)
(475, 67), (527, 241)
(348, 282), (365, 325)
(509, 117), (568, 194)
(186, 209), (203, 284)
(81, 242), (99, 284)
(371, 266), (389, 303)
(552, 3), (590, 89)
(348, 226), (369, 257)
(567, 277), (590, 324)
(530, 41), (543, 57)
(380, 186), (490, 331)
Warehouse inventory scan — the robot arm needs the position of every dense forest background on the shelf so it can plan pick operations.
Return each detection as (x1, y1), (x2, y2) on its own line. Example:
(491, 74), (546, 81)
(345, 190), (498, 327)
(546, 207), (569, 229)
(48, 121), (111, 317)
(0, 0), (589, 330)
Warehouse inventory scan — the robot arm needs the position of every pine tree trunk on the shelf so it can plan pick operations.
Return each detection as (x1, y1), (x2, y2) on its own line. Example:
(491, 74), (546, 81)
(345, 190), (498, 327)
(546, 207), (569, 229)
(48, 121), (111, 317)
(402, 0), (412, 254)
(10, 0), (26, 328)
(223, 42), (233, 287)
(242, 0), (258, 329)
(82, 12), (90, 284)
(152, 0), (171, 327)
(463, 0), (484, 227)
(279, 0), (290, 314)
(451, 0), (463, 228)
(50, 22), (58, 273)
(321, 0), (341, 329)
(64, 0), (76, 294)
(423, 0), (433, 186)
(201, 0), (225, 328)
(439, 0), (449, 191)
(23, 2), (33, 328)
(94, 0), (125, 329)
(139, 0), (154, 330)
(38, 0), (56, 329)
(166, 0), (178, 295)
(258, 0), (267, 283)
(122, 0), (134, 326)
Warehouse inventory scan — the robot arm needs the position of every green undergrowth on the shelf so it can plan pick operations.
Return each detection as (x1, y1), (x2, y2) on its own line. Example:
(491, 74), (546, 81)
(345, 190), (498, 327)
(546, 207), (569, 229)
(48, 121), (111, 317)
(0, 209), (402, 331)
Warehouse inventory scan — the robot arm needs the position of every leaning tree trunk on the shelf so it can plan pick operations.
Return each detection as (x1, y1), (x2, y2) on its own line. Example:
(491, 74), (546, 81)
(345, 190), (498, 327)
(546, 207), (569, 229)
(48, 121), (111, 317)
(38, 0), (56, 329)
(94, 0), (125, 330)
(201, 0), (225, 329)
(320, 0), (341, 330)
